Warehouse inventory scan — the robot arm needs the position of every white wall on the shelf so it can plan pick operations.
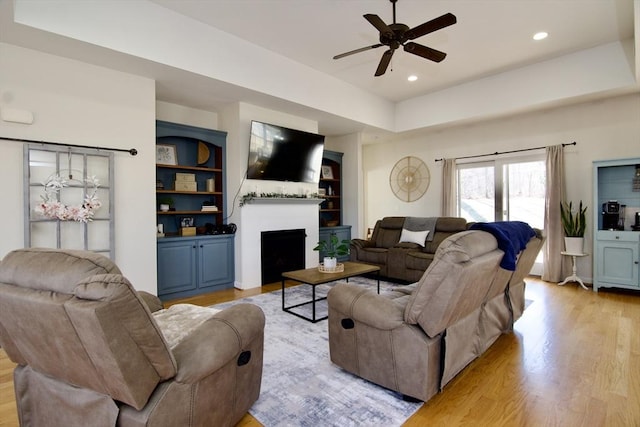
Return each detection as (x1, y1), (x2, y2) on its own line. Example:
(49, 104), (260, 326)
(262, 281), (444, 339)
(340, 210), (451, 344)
(156, 101), (218, 130)
(0, 43), (158, 294)
(361, 92), (640, 281)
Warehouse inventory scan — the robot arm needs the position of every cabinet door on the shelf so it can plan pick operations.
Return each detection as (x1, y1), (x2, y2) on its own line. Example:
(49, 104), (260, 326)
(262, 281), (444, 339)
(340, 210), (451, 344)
(157, 240), (197, 295)
(596, 241), (639, 288)
(198, 237), (234, 289)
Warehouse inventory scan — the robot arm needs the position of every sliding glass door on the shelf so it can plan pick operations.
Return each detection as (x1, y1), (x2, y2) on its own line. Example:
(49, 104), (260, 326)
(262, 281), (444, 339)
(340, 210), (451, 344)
(457, 154), (545, 272)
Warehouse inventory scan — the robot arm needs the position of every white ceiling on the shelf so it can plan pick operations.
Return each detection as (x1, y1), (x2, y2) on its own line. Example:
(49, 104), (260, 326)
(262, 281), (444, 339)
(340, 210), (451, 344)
(150, 0), (635, 102)
(1, 0), (638, 136)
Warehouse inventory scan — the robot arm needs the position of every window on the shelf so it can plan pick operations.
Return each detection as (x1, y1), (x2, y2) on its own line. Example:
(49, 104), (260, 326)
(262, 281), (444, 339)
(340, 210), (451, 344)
(457, 154), (545, 272)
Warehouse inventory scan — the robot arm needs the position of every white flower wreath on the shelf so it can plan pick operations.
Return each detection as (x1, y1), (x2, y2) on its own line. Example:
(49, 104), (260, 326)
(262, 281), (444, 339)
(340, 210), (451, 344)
(35, 174), (102, 223)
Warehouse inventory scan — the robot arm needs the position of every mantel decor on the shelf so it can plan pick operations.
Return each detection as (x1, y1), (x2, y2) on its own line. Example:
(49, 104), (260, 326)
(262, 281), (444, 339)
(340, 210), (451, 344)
(239, 192), (323, 207)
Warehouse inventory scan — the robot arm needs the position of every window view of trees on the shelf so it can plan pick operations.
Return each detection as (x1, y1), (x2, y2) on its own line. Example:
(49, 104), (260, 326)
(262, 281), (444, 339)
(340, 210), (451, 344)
(458, 158), (545, 229)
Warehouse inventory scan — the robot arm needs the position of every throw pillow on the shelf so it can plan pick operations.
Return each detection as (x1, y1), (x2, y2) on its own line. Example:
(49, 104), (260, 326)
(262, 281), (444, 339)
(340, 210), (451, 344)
(399, 228), (429, 246)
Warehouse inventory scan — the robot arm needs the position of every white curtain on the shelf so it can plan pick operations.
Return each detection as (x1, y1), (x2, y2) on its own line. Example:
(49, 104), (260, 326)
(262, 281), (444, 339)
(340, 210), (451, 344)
(441, 158), (457, 216)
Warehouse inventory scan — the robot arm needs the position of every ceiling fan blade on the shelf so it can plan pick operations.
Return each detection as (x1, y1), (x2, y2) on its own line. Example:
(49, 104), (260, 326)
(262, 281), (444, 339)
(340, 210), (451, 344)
(404, 42), (447, 62)
(364, 14), (393, 38)
(333, 43), (384, 60)
(405, 13), (457, 40)
(375, 49), (394, 76)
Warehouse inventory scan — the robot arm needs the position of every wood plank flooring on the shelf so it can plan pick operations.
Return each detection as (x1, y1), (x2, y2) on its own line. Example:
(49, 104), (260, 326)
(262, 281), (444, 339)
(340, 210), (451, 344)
(1, 277), (639, 426)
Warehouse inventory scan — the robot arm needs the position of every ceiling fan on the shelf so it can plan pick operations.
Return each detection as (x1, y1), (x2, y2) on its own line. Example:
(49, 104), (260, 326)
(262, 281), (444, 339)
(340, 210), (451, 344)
(333, 0), (456, 76)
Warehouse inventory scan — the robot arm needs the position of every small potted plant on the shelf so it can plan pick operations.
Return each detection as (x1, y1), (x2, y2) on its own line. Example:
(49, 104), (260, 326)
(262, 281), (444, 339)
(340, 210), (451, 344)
(314, 233), (350, 270)
(157, 196), (174, 212)
(560, 200), (587, 254)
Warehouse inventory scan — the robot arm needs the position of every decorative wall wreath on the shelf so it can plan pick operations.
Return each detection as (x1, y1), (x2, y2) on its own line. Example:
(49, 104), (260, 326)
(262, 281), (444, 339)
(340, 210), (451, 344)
(35, 174), (102, 223)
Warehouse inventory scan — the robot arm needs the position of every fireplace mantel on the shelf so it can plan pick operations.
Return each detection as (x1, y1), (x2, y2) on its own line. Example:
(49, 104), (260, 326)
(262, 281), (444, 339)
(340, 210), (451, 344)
(242, 197), (323, 205)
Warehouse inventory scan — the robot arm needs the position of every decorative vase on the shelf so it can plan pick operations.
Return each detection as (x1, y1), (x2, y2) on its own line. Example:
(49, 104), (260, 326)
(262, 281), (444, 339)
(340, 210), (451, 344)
(564, 237), (584, 254)
(323, 257), (337, 270)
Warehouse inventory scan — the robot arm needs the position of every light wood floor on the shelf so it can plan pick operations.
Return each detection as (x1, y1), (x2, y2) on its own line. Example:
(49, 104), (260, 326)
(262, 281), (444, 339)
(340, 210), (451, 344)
(1, 277), (639, 426)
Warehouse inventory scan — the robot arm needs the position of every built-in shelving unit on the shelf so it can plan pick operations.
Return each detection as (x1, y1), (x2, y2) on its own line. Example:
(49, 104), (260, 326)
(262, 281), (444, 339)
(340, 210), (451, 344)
(319, 150), (343, 227)
(156, 120), (234, 300)
(318, 150), (351, 261)
(156, 121), (227, 236)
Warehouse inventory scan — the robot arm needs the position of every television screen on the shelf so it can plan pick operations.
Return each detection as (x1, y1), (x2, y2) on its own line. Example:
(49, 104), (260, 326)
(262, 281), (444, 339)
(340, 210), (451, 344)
(247, 120), (325, 183)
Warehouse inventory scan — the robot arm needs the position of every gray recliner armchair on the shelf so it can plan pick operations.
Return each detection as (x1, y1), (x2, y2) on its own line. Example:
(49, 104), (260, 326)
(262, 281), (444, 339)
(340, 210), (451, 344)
(0, 248), (265, 427)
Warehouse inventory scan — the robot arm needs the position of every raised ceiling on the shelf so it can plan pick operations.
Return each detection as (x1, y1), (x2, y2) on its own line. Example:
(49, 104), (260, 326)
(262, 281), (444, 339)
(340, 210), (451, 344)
(1, 0), (638, 136)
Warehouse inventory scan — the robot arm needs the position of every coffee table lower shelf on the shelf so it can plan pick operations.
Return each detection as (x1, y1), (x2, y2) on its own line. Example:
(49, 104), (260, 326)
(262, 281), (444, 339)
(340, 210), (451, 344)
(281, 261), (380, 323)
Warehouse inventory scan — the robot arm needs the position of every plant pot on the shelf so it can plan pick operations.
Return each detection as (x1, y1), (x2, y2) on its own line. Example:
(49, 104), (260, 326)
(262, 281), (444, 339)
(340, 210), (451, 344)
(564, 237), (584, 254)
(159, 204), (170, 212)
(323, 257), (337, 270)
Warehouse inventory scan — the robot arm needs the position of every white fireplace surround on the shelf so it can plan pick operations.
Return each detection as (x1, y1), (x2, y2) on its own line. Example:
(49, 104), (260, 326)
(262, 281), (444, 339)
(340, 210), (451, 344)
(236, 198), (322, 289)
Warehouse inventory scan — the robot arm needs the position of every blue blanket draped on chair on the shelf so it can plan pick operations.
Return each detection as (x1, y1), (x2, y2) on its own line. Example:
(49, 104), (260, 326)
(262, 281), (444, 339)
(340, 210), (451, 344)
(469, 221), (536, 271)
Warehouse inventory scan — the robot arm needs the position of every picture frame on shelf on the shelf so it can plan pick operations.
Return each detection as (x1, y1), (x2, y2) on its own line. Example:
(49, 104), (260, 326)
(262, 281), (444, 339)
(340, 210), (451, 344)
(156, 144), (178, 165)
(180, 217), (195, 228)
(318, 188), (326, 197)
(321, 165), (333, 179)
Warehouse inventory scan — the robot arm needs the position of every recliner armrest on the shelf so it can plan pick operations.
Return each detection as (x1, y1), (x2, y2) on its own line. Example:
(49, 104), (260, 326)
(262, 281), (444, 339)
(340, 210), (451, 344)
(171, 303), (265, 383)
(328, 284), (404, 330)
(138, 291), (163, 313)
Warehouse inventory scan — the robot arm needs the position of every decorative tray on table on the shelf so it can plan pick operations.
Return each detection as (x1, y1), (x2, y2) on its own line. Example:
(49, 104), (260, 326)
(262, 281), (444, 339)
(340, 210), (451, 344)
(318, 263), (344, 273)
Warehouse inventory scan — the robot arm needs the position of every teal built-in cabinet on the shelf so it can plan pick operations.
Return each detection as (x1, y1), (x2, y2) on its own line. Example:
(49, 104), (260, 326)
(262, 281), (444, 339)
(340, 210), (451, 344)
(592, 157), (640, 292)
(318, 150), (351, 262)
(157, 235), (234, 300)
(156, 121), (234, 300)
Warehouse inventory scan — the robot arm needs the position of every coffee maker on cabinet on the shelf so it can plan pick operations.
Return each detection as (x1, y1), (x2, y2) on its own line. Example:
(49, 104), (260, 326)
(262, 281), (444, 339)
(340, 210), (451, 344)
(602, 200), (625, 230)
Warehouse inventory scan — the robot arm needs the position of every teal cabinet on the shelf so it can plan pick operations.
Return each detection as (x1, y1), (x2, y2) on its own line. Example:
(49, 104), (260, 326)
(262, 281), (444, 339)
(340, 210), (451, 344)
(595, 231), (639, 290)
(593, 158), (640, 292)
(198, 236), (234, 289)
(157, 235), (235, 300)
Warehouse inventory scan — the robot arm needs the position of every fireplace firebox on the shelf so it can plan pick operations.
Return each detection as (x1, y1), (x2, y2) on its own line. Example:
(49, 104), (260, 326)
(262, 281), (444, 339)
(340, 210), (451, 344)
(260, 229), (306, 285)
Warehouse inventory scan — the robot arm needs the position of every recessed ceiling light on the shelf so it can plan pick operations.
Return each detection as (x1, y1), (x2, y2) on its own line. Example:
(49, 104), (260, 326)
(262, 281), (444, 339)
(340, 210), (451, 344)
(533, 32), (548, 41)
(408, 75), (418, 82)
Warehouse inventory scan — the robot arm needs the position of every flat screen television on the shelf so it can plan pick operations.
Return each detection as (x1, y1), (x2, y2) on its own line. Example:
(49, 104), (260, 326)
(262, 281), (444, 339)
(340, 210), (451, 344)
(247, 120), (325, 183)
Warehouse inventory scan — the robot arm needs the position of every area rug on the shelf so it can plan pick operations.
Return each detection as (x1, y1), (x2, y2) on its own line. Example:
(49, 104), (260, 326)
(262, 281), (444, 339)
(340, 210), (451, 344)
(213, 277), (422, 427)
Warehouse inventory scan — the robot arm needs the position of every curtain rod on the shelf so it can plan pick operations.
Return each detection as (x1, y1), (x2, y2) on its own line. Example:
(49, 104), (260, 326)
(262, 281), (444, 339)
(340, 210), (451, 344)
(434, 141), (576, 162)
(1, 136), (138, 156)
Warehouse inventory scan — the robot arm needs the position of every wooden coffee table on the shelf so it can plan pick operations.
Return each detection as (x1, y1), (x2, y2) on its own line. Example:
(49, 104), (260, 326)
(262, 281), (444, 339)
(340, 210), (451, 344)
(281, 261), (380, 323)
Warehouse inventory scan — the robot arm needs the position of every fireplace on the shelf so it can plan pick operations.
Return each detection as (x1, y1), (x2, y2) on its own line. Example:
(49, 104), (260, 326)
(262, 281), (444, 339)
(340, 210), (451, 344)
(260, 229), (306, 285)
(237, 198), (322, 289)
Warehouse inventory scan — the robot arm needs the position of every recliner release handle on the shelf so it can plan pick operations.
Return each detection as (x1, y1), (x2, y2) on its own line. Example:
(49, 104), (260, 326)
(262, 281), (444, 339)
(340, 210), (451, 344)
(341, 318), (355, 329)
(237, 350), (252, 366)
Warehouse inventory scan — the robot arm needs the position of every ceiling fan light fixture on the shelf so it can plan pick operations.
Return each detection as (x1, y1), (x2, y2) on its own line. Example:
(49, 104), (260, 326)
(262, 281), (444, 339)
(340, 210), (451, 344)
(333, 0), (456, 76)
(407, 75), (418, 82)
(533, 31), (548, 41)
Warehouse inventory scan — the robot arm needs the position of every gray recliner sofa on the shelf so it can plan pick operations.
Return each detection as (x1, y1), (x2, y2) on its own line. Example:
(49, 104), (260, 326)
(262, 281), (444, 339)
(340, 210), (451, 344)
(350, 216), (468, 282)
(0, 248), (265, 427)
(328, 227), (544, 402)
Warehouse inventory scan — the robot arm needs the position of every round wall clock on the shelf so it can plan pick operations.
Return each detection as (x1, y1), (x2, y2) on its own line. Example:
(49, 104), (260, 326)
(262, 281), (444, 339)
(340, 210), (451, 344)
(389, 156), (430, 202)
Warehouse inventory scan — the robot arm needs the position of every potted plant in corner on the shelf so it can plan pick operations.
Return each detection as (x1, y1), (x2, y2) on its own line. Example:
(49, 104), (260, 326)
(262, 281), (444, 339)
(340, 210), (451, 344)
(560, 200), (587, 254)
(314, 233), (350, 271)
